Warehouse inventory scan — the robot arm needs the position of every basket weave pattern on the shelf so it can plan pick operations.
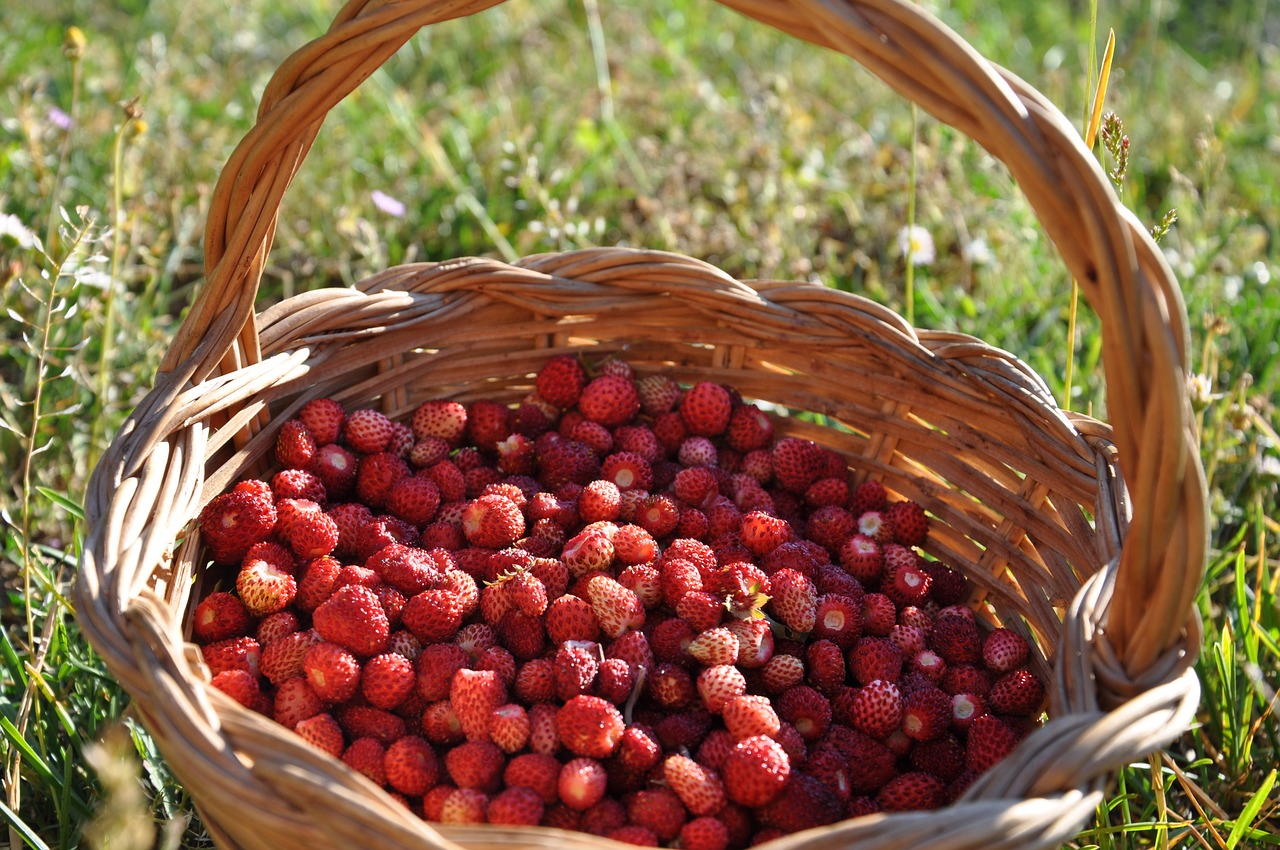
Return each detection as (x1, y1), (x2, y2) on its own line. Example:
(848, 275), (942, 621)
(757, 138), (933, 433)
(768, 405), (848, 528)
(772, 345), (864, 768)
(76, 1), (1207, 848)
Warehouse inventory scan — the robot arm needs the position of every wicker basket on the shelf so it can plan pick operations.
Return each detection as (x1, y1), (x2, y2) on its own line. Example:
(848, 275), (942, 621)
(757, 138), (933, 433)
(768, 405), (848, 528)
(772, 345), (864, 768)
(76, 0), (1208, 848)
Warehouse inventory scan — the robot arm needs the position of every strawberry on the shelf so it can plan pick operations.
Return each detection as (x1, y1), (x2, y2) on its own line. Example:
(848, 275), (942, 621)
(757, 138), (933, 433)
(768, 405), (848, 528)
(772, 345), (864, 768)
(542, 594), (600, 645)
(663, 753), (726, 816)
(354, 451), (409, 508)
(444, 739), (505, 792)
(771, 437), (825, 494)
(805, 504), (856, 553)
(849, 479), (889, 515)
(929, 613), (983, 664)
(439, 788), (488, 824)
(466, 399), (512, 451)
(555, 640), (602, 701)
(561, 527), (615, 577)
(982, 628), (1031, 673)
(760, 653), (805, 695)
(674, 590), (723, 633)
(504, 752), (562, 804)
(660, 558), (704, 607)
(624, 786), (686, 842)
(612, 425), (662, 463)
(775, 684), (832, 741)
(964, 714), (1019, 772)
(536, 437), (600, 490)
(635, 494), (680, 538)
(647, 663), (696, 710)
(343, 408), (394, 454)
(721, 694), (781, 740)
(558, 757), (608, 811)
(536, 354), (589, 408)
(811, 593), (862, 649)
(341, 737), (388, 786)
(688, 627), (740, 667)
(311, 584), (389, 657)
(273, 676), (325, 729)
(298, 398), (345, 446)
(910, 733), (966, 783)
(722, 734), (790, 807)
(293, 712), (343, 756)
(987, 668), (1046, 716)
(578, 375), (640, 427)
(586, 573), (645, 640)
(556, 695), (625, 758)
(838, 533), (883, 585)
(412, 399), (468, 446)
(886, 499), (928, 546)
(679, 817), (730, 850)
(570, 419), (614, 455)
(360, 652), (415, 710)
(739, 510), (791, 556)
(274, 419), (317, 470)
(595, 657), (634, 705)
(861, 592), (897, 636)
(420, 701), (464, 745)
(677, 435), (719, 467)
(849, 636), (904, 685)
(849, 679), (902, 738)
(450, 668), (507, 743)
(192, 591), (252, 643)
(883, 548), (931, 607)
(312, 443), (359, 499)
(460, 493), (525, 549)
(876, 771), (945, 811)
(725, 617), (774, 669)
(385, 476), (441, 526)
(236, 551), (297, 618)
(756, 772), (843, 833)
(679, 381), (732, 436)
(696, 664), (747, 713)
(199, 490), (277, 564)
(209, 669), (265, 710)
(270, 468), (326, 504)
(488, 786), (545, 826)
(302, 641), (360, 703)
(200, 636), (261, 678)
(891, 622), (927, 656)
(724, 403), (773, 453)
(926, 561), (970, 606)
(768, 569), (817, 634)
(635, 374), (683, 417)
(283, 509), (339, 560)
(383, 735), (440, 797)
(805, 638), (846, 693)
(578, 479), (621, 523)
(901, 685), (952, 741)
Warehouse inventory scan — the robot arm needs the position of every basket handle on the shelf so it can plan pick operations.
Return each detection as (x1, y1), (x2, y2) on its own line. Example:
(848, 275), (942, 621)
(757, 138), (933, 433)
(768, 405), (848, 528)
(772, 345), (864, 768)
(162, 0), (1206, 682)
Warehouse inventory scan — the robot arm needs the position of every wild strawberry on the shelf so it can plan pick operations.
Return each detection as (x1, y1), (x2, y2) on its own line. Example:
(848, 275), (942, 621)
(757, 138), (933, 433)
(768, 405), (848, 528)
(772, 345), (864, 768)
(805, 638), (846, 693)
(200, 635), (261, 679)
(274, 419), (317, 470)
(910, 733), (966, 783)
(199, 490), (277, 564)
(774, 684), (830, 742)
(676, 435), (717, 467)
(771, 437), (825, 494)
(578, 375), (639, 427)
(720, 694), (780, 740)
(192, 591), (252, 643)
(849, 478), (889, 514)
(635, 493), (680, 538)
(535, 354), (588, 408)
(466, 398), (512, 451)
(539, 595), (598, 646)
(555, 640), (601, 701)
(302, 641), (360, 703)
(270, 467), (326, 504)
(595, 657), (635, 704)
(341, 737), (388, 786)
(283, 509), (339, 560)
(438, 787), (487, 824)
(680, 817), (730, 850)
(360, 652), (414, 710)
(849, 679), (902, 738)
(901, 685), (952, 741)
(769, 569), (817, 634)
(739, 511), (791, 557)
(647, 663), (696, 710)
(557, 695), (625, 758)
(445, 739), (505, 792)
(811, 593), (862, 648)
(460, 493), (525, 549)
(209, 669), (264, 710)
(236, 552), (297, 618)
(926, 561), (970, 606)
(569, 419), (613, 456)
(930, 613), (983, 664)
(677, 381), (731, 436)
(663, 753), (726, 816)
(578, 479), (621, 523)
(420, 701), (464, 745)
(725, 617), (774, 670)
(615, 564), (661, 611)
(480, 785), (542, 827)
(877, 771), (945, 811)
(891, 622), (927, 656)
(722, 735), (790, 807)
(849, 636), (904, 685)
(965, 714), (1019, 772)
(760, 653), (805, 694)
(342, 408), (393, 454)
(377, 735), (437, 797)
(606, 630), (655, 678)
(883, 551), (931, 609)
(757, 772), (844, 833)
(562, 527), (615, 577)
(659, 557), (704, 607)
(293, 712), (343, 757)
(861, 592), (897, 635)
(838, 533), (883, 585)
(635, 374), (682, 417)
(503, 752), (562, 804)
(594, 453), (651, 495)
(982, 628), (1031, 673)
(450, 668), (507, 743)
(987, 668), (1046, 716)
(719, 403), (770, 453)
(383, 476), (441, 526)
(553, 757), (606, 811)
(886, 499), (928, 546)
(696, 664), (747, 713)
(312, 584), (389, 657)
(580, 576), (641, 640)
(355, 451), (410, 508)
(398, 588), (462, 644)
(623, 786), (684, 842)
(298, 398), (345, 446)
(674, 590), (723, 633)
(412, 399), (467, 445)
(273, 676), (325, 729)
(688, 627), (739, 667)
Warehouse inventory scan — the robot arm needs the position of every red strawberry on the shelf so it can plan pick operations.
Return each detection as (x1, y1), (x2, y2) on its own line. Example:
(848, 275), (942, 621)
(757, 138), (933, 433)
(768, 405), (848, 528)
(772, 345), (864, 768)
(536, 354), (589, 409)
(721, 694), (780, 740)
(838, 533), (883, 585)
(760, 653), (805, 694)
(343, 408), (394, 454)
(811, 593), (862, 649)
(298, 398), (345, 446)
(360, 652), (415, 710)
(756, 772), (843, 833)
(312, 584), (390, 657)
(725, 617), (774, 669)
(697, 665), (747, 713)
(536, 437), (601, 490)
(412, 399), (468, 446)
(270, 468), (326, 504)
(466, 399), (512, 451)
(855, 510), (895, 545)
(460, 493), (525, 549)
(663, 753), (726, 816)
(283, 509), (339, 560)
(293, 712), (343, 756)
(273, 676), (325, 729)
(192, 591), (252, 643)
(722, 735), (790, 807)
(504, 752), (563, 804)
(771, 437), (825, 494)
(555, 640), (601, 701)
(209, 669), (265, 710)
(557, 695), (625, 758)
(420, 701), (464, 745)
(849, 479), (889, 515)
(578, 375), (640, 427)
(686, 627), (739, 667)
(488, 786), (545, 827)
(450, 668), (507, 743)
(849, 679), (903, 738)
(438, 787), (487, 824)
(578, 479), (621, 523)
(445, 739), (505, 792)
(886, 499), (928, 546)
(302, 641), (361, 703)
(562, 527), (615, 577)
(635, 374), (683, 417)
(861, 592), (896, 635)
(274, 419), (317, 470)
(901, 685), (952, 741)
(883, 547), (931, 607)
(259, 629), (323, 685)
(926, 561), (970, 606)
(724, 403), (773, 453)
(354, 451), (409, 508)
(965, 714), (1019, 772)
(910, 733), (966, 783)
(805, 638), (846, 693)
(679, 381), (732, 436)
(385, 476), (441, 526)
(982, 628), (1031, 673)
(200, 636), (261, 678)
(236, 551), (297, 618)
(677, 435), (719, 467)
(635, 493), (680, 538)
(849, 636), (904, 685)
(876, 771), (945, 811)
(929, 613), (983, 665)
(674, 590), (723, 633)
(739, 511), (791, 557)
(775, 684), (832, 741)
(769, 569), (817, 634)
(384, 735), (439, 796)
(570, 419), (613, 455)
(987, 668), (1046, 716)
(680, 817), (730, 850)
(558, 757), (608, 811)
(543, 594), (601, 645)
(805, 505), (856, 553)
(647, 663), (695, 710)
(341, 737), (387, 786)
(199, 490), (277, 564)
(586, 573), (645, 640)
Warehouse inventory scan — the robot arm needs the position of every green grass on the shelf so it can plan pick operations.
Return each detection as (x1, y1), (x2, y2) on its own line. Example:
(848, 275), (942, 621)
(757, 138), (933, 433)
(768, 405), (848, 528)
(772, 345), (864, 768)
(2, 0), (1277, 847)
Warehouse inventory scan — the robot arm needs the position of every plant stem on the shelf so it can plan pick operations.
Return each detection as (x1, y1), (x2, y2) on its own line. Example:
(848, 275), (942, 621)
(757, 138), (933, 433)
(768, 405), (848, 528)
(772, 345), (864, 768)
(905, 103), (918, 328)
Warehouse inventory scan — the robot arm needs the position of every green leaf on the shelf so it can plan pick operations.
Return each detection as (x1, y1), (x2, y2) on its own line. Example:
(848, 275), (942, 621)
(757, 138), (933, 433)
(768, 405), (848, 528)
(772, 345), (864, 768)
(0, 799), (52, 850)
(1227, 768), (1276, 848)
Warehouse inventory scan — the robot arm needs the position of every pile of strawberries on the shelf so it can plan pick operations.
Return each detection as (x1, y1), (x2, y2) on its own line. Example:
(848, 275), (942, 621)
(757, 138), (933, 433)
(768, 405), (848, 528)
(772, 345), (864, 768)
(192, 354), (1046, 848)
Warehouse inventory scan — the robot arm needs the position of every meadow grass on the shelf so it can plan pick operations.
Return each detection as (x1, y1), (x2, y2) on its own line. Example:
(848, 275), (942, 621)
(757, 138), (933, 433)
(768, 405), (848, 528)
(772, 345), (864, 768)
(2, 0), (1276, 847)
